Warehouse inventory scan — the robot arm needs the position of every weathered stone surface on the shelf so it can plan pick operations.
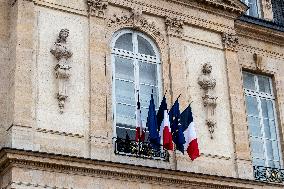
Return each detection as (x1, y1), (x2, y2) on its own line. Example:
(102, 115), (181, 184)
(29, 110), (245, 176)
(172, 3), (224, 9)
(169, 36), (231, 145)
(0, 0), (283, 188)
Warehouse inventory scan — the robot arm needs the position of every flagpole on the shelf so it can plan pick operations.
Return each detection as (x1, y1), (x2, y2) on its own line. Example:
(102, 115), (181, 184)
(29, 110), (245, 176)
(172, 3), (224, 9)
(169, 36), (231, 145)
(173, 143), (177, 170)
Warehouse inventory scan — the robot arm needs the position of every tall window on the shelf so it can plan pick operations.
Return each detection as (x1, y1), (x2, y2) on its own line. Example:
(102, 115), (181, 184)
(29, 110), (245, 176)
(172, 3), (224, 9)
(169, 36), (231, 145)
(112, 30), (161, 140)
(241, 0), (261, 18)
(243, 72), (282, 168)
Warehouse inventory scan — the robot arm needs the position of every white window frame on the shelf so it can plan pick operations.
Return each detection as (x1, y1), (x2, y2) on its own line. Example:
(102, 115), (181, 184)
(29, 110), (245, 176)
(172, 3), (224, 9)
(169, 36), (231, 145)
(111, 29), (162, 139)
(243, 71), (283, 168)
(241, 0), (262, 18)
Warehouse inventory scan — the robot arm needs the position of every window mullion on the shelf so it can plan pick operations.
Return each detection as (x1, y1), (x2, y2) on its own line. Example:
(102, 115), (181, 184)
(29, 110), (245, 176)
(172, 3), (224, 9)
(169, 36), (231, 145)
(256, 75), (268, 166)
(272, 100), (284, 168)
(258, 96), (268, 166)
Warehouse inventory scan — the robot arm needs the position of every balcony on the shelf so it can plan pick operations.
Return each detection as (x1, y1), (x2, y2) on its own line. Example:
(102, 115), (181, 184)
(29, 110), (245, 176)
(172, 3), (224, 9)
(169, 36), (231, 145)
(114, 138), (169, 161)
(254, 165), (284, 183)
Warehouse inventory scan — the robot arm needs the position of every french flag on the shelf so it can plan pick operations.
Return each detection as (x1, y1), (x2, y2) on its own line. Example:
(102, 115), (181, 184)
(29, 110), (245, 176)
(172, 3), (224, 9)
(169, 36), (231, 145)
(135, 93), (145, 142)
(180, 105), (200, 161)
(160, 110), (173, 150)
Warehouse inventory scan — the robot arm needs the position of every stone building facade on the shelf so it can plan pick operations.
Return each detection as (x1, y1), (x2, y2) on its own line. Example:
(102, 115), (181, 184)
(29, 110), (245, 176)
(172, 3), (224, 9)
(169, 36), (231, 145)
(0, 0), (283, 188)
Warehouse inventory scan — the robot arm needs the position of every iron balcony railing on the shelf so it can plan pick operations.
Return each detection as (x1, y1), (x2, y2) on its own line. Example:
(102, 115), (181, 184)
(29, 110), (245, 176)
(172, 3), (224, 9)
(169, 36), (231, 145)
(114, 137), (169, 161)
(254, 165), (284, 183)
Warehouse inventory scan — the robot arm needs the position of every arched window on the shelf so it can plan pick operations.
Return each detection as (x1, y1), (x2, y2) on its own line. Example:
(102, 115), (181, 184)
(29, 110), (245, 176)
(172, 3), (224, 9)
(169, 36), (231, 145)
(112, 29), (161, 140)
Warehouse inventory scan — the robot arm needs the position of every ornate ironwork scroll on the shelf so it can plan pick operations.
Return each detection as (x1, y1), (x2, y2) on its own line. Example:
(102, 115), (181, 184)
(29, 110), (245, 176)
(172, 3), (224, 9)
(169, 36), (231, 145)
(254, 165), (284, 183)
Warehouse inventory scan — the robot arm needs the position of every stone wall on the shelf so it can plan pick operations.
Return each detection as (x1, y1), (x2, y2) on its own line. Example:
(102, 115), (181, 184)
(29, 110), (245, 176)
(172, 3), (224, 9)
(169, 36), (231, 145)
(0, 0), (12, 148)
(0, 0), (283, 186)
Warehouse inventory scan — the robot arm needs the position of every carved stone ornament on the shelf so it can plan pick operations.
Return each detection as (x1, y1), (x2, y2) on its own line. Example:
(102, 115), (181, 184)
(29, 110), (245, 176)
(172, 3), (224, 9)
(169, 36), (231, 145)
(165, 17), (184, 37)
(50, 29), (73, 114)
(198, 63), (217, 139)
(87, 0), (108, 18)
(253, 53), (263, 70)
(108, 10), (162, 40)
(221, 33), (239, 51)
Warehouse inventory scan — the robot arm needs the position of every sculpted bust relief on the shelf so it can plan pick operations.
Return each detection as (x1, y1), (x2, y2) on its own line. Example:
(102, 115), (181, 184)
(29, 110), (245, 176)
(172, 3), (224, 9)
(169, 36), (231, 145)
(50, 29), (73, 113)
(198, 63), (217, 139)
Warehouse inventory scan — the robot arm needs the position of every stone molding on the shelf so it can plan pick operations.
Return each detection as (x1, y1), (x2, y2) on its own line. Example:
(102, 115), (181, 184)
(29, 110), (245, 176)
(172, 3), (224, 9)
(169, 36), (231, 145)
(0, 148), (282, 189)
(182, 35), (223, 50)
(31, 0), (87, 16)
(87, 0), (108, 18)
(222, 33), (239, 52)
(200, 153), (231, 160)
(23, 0), (237, 34)
(235, 20), (284, 47)
(190, 0), (248, 15)
(109, 0), (235, 34)
(238, 44), (284, 62)
(36, 128), (84, 138)
(239, 44), (281, 85)
(50, 29), (73, 114)
(1, 182), (69, 189)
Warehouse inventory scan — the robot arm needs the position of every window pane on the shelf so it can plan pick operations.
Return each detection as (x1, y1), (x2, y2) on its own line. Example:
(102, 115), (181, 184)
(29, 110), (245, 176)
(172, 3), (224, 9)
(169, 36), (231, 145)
(252, 158), (265, 167)
(248, 0), (259, 17)
(272, 141), (280, 161)
(274, 162), (281, 169)
(137, 35), (155, 56)
(261, 99), (269, 118)
(141, 107), (149, 123)
(263, 119), (271, 138)
(269, 120), (277, 140)
(267, 101), (274, 119)
(266, 140), (273, 160)
(251, 138), (264, 159)
(116, 127), (135, 139)
(258, 76), (271, 94)
(115, 56), (134, 81)
(245, 96), (259, 116)
(116, 103), (135, 120)
(140, 85), (158, 108)
(114, 33), (133, 51)
(243, 72), (255, 90)
(115, 80), (135, 105)
(139, 61), (157, 85)
(268, 160), (275, 168)
(263, 119), (277, 140)
(248, 116), (261, 137)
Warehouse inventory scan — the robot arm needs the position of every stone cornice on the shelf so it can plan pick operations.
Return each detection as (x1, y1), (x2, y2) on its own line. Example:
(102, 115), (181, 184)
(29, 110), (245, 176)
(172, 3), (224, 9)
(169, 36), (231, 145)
(109, 0), (235, 33)
(235, 19), (284, 47)
(169, 0), (248, 18)
(0, 148), (283, 188)
(23, 0), (236, 34)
